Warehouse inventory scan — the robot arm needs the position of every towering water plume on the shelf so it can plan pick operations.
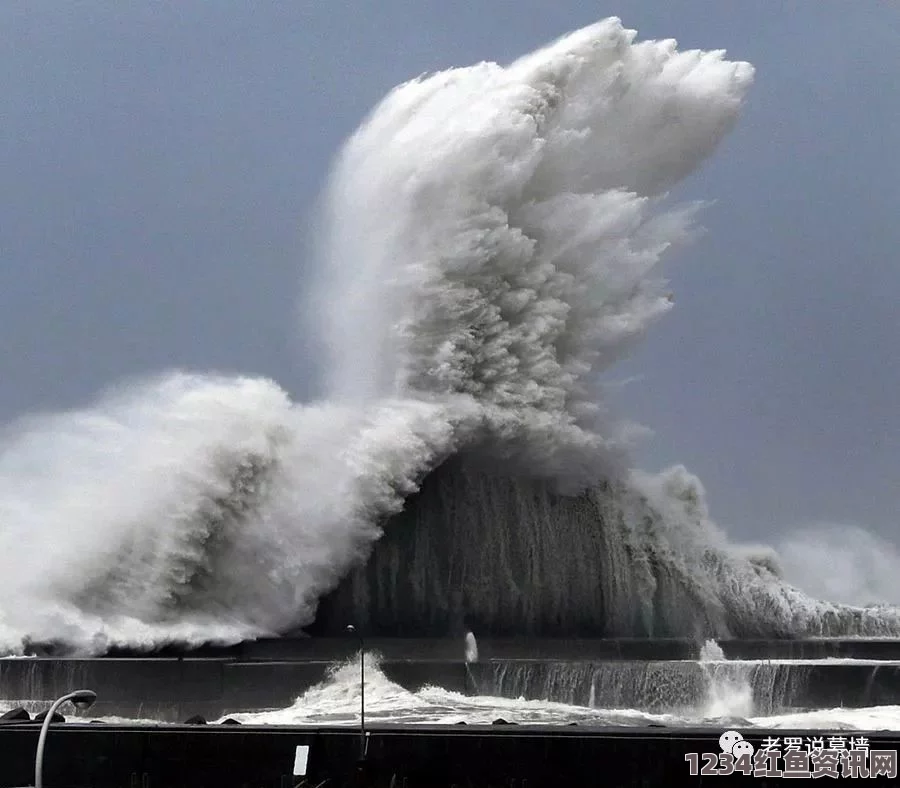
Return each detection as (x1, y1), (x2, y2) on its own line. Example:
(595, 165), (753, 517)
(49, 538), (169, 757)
(308, 20), (751, 486)
(0, 18), (898, 654)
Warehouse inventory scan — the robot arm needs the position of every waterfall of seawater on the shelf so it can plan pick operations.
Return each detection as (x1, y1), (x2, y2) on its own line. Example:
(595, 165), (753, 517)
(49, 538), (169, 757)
(312, 458), (760, 638)
(482, 642), (809, 717)
(698, 638), (754, 718)
(312, 456), (900, 640)
(697, 639), (812, 718)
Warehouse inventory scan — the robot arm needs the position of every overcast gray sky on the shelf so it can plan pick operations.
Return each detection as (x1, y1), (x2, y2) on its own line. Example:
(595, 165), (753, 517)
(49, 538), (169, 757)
(2, 1), (898, 546)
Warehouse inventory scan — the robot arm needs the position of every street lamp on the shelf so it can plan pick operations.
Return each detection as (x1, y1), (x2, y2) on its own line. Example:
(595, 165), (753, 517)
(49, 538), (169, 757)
(34, 689), (97, 788)
(345, 624), (366, 761)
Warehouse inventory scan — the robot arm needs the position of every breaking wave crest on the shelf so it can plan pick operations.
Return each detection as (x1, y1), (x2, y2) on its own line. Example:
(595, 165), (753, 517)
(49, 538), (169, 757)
(0, 18), (897, 654)
(0, 374), (471, 651)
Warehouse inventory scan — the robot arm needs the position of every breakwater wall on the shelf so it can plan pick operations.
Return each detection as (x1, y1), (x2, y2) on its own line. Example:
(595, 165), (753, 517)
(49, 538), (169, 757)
(97, 636), (900, 661)
(473, 659), (900, 715)
(21, 636), (900, 662)
(4, 654), (900, 721)
(0, 658), (466, 722)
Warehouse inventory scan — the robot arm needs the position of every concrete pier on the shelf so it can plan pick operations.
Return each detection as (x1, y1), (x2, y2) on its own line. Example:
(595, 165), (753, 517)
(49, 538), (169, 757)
(0, 722), (897, 787)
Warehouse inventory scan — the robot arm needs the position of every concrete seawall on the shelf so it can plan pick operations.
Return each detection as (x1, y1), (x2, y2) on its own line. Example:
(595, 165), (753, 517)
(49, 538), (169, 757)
(0, 658), (468, 721)
(1, 723), (898, 788)
(474, 659), (900, 715)
(3, 653), (900, 721)
(91, 636), (900, 661)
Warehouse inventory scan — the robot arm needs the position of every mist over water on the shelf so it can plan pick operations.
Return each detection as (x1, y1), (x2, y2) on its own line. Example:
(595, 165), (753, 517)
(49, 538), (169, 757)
(0, 18), (898, 654)
(777, 525), (900, 608)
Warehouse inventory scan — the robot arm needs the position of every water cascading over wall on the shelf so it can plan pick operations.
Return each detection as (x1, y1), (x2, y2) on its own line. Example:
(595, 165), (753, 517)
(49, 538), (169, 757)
(478, 659), (805, 716)
(311, 452), (900, 640)
(311, 455), (732, 638)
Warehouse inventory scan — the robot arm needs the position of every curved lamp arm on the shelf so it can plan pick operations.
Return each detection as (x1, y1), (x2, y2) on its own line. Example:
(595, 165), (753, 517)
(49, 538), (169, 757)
(35, 689), (97, 788)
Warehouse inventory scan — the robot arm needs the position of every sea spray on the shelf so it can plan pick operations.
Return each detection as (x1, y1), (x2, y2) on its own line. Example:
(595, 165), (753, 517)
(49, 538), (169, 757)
(0, 19), (898, 653)
(465, 632), (479, 664)
(307, 19), (754, 486)
(698, 639), (754, 719)
(217, 653), (678, 727)
(0, 376), (475, 652)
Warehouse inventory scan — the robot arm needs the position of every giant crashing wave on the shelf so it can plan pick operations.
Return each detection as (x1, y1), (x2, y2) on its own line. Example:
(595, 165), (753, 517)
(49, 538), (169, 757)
(1, 18), (898, 656)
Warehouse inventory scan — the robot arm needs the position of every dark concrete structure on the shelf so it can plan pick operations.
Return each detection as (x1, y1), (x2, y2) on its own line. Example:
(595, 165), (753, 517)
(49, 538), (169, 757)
(1, 723), (898, 788)
(4, 640), (900, 721)
(32, 635), (900, 662)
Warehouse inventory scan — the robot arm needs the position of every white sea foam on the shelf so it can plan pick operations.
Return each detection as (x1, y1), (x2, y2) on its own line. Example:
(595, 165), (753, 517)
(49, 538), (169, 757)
(218, 653), (683, 727)
(216, 654), (900, 731)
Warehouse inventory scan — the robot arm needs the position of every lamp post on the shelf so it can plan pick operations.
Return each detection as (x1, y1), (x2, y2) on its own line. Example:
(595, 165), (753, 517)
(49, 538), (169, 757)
(34, 689), (97, 788)
(345, 624), (365, 761)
